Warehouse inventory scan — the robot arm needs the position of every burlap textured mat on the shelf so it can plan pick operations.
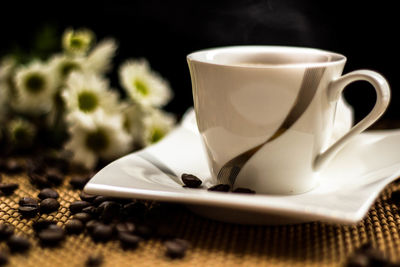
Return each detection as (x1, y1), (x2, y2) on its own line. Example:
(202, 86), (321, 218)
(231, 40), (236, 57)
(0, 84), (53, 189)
(1, 170), (400, 267)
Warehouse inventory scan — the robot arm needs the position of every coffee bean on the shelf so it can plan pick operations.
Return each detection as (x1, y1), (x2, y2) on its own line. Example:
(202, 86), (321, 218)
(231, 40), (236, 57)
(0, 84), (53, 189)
(86, 220), (101, 233)
(19, 197), (39, 207)
(121, 202), (147, 220)
(26, 158), (46, 176)
(65, 219), (84, 235)
(207, 184), (230, 192)
(80, 192), (97, 202)
(69, 200), (91, 214)
(38, 226), (65, 246)
(0, 224), (14, 240)
(115, 222), (135, 234)
(1, 159), (23, 173)
(69, 175), (90, 189)
(38, 188), (59, 200)
(135, 224), (153, 239)
(118, 232), (141, 249)
(164, 238), (190, 259)
(73, 212), (92, 223)
(155, 224), (175, 240)
(181, 173), (202, 188)
(0, 183), (18, 195)
(0, 250), (8, 266)
(43, 153), (70, 174)
(7, 235), (31, 253)
(32, 220), (57, 233)
(29, 173), (52, 188)
(93, 196), (114, 206)
(85, 254), (103, 267)
(18, 205), (39, 218)
(40, 198), (60, 213)
(45, 168), (64, 186)
(82, 206), (98, 216)
(232, 187), (256, 194)
(91, 224), (113, 242)
(97, 201), (121, 222)
(390, 190), (400, 203)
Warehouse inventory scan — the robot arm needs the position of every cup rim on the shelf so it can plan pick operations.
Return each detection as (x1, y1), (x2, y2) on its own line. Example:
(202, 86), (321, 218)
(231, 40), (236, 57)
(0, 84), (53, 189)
(186, 45), (347, 68)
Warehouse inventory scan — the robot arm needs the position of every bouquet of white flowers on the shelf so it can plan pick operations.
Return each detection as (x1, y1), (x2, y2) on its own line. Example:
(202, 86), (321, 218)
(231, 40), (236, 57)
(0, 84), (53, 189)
(0, 28), (175, 170)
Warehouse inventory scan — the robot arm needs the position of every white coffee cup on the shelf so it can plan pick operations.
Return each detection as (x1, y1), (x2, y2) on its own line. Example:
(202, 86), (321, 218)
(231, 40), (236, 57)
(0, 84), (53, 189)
(187, 46), (390, 194)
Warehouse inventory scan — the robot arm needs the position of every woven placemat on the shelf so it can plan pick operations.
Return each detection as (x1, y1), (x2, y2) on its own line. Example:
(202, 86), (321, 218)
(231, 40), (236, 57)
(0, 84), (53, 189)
(1, 169), (400, 267)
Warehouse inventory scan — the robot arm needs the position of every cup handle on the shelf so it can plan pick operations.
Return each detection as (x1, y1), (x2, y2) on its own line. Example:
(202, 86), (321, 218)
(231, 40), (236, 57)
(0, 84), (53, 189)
(313, 70), (391, 170)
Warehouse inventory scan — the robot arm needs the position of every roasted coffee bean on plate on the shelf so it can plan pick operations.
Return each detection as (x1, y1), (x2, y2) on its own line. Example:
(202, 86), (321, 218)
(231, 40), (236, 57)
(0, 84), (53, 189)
(65, 219), (85, 234)
(0, 224), (14, 240)
(181, 173), (202, 188)
(40, 198), (60, 213)
(38, 188), (59, 200)
(7, 235), (31, 253)
(232, 188), (256, 194)
(207, 184), (230, 192)
(69, 200), (91, 214)
(0, 183), (19, 195)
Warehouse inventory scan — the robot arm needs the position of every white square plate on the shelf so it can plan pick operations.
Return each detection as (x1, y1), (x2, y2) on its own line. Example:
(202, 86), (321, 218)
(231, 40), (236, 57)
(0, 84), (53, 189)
(84, 109), (400, 225)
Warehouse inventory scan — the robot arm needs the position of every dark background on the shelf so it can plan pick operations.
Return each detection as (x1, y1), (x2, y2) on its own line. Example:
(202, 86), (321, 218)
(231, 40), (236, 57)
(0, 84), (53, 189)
(1, 0), (398, 124)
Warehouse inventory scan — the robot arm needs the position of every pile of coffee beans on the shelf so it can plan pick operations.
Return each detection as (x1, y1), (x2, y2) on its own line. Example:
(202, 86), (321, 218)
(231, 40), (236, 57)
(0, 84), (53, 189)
(0, 156), (193, 266)
(0, 223), (31, 258)
(181, 173), (256, 194)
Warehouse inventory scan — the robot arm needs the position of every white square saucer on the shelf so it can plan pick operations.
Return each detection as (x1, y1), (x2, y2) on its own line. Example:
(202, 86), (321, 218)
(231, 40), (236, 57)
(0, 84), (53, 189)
(84, 109), (400, 225)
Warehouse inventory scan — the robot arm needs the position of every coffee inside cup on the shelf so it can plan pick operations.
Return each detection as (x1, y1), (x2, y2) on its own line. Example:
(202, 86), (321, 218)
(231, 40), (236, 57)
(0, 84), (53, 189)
(209, 48), (343, 67)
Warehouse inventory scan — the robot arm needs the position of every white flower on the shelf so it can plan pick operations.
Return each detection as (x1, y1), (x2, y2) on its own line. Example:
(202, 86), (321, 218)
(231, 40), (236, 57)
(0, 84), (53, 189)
(119, 59), (172, 107)
(142, 108), (175, 146)
(62, 28), (94, 56)
(0, 57), (16, 122)
(65, 110), (133, 169)
(85, 39), (117, 74)
(122, 102), (149, 145)
(13, 61), (56, 115)
(8, 117), (36, 148)
(48, 54), (85, 86)
(62, 72), (121, 114)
